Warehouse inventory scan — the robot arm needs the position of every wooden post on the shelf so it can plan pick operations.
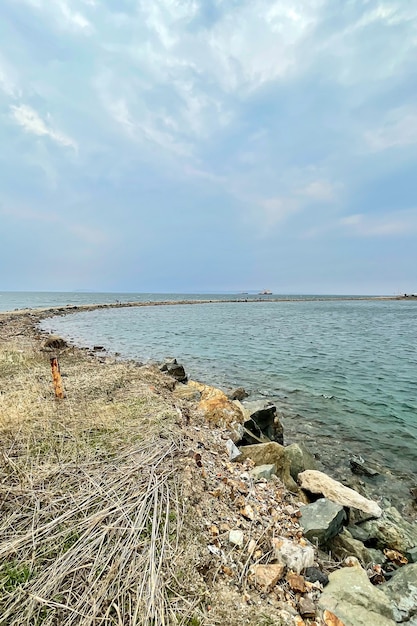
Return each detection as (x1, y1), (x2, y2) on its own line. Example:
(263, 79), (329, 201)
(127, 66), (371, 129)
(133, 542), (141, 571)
(50, 356), (65, 399)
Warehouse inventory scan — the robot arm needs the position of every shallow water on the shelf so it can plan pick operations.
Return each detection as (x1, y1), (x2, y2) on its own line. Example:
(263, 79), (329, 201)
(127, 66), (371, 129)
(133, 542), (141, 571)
(38, 298), (417, 513)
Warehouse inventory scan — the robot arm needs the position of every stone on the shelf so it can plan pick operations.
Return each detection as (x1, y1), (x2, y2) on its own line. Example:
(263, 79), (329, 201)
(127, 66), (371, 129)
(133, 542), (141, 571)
(229, 529), (244, 547)
(298, 596), (316, 618)
(285, 442), (317, 481)
(300, 498), (346, 545)
(349, 455), (379, 478)
(304, 567), (329, 586)
(250, 563), (285, 592)
(271, 536), (315, 574)
(239, 442), (297, 491)
(241, 401), (284, 444)
(318, 562), (396, 626)
(250, 464), (276, 481)
(189, 381), (245, 428)
(358, 506), (417, 552)
(159, 357), (177, 371)
(164, 362), (187, 382)
(43, 335), (68, 350)
(226, 439), (242, 461)
(380, 563), (417, 624)
(327, 528), (375, 565)
(228, 387), (249, 401)
(406, 547), (417, 563)
(347, 525), (369, 543)
(298, 470), (382, 518)
(228, 421), (245, 443)
(367, 548), (387, 565)
(287, 572), (306, 593)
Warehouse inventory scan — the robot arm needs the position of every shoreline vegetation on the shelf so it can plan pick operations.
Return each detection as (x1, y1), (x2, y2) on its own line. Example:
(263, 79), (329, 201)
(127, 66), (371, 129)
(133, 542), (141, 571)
(0, 301), (416, 625)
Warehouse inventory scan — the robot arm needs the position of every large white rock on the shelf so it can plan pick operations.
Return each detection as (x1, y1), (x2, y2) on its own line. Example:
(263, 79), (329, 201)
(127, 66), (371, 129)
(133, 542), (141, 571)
(299, 470), (382, 518)
(271, 536), (315, 574)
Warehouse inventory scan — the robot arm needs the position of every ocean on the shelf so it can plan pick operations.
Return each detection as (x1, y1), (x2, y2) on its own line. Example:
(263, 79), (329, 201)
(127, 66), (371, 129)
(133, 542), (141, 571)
(2, 292), (416, 513)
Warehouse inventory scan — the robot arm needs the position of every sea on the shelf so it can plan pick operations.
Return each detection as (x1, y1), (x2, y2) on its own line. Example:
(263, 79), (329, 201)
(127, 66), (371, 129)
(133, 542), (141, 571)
(1, 292), (416, 514)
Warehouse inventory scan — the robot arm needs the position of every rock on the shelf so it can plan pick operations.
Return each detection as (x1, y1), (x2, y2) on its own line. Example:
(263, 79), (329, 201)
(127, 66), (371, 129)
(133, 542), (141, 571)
(172, 383), (202, 401)
(318, 562), (396, 626)
(189, 382), (245, 428)
(271, 536), (315, 574)
(327, 528), (375, 565)
(367, 548), (387, 565)
(229, 529), (244, 547)
(239, 442), (297, 491)
(380, 563), (417, 624)
(358, 506), (417, 552)
(304, 567), (329, 586)
(165, 362), (187, 382)
(406, 547), (417, 563)
(285, 442), (317, 481)
(349, 455), (379, 478)
(299, 596), (316, 618)
(228, 421), (245, 443)
(159, 357), (177, 371)
(250, 564), (285, 592)
(250, 464), (276, 481)
(228, 387), (249, 401)
(241, 401), (284, 444)
(287, 572), (306, 593)
(298, 470), (382, 519)
(43, 335), (68, 350)
(347, 525), (370, 543)
(300, 499), (346, 545)
(226, 439), (242, 461)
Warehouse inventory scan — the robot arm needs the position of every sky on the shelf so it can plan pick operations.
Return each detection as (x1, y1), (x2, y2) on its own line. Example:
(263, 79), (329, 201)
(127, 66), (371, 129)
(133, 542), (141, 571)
(0, 0), (416, 294)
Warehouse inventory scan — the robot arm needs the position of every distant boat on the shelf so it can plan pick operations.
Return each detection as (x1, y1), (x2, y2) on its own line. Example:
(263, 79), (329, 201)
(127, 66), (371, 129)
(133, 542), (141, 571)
(259, 289), (273, 295)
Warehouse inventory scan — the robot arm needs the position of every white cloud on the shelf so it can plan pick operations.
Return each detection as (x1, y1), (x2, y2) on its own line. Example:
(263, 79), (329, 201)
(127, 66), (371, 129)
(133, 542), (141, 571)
(16, 0), (92, 32)
(299, 180), (337, 202)
(10, 105), (77, 150)
(340, 209), (417, 237)
(365, 107), (417, 152)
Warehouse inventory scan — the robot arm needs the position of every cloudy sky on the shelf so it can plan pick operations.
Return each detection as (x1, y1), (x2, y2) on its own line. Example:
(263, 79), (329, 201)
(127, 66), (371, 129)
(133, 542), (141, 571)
(1, 0), (416, 294)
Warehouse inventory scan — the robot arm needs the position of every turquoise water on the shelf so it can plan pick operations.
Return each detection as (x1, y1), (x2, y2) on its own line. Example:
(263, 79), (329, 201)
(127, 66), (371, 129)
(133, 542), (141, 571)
(37, 298), (417, 512)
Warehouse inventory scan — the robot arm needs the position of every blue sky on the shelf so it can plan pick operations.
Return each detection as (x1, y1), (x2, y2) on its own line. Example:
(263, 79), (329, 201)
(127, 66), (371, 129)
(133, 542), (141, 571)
(0, 0), (416, 294)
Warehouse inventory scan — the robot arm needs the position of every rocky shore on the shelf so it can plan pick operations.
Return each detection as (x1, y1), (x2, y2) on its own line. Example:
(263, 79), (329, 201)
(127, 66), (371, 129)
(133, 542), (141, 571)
(0, 303), (416, 625)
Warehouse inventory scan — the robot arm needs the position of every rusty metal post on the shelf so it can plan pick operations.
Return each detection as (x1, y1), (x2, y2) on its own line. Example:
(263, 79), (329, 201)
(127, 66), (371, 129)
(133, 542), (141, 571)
(50, 356), (65, 399)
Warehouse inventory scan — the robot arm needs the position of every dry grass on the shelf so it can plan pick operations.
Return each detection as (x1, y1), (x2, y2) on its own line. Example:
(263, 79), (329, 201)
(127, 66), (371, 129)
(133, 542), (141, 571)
(0, 336), (201, 625)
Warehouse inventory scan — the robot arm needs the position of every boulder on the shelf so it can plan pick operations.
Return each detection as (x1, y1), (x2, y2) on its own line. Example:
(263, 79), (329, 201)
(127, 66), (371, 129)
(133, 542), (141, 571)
(327, 528), (376, 565)
(380, 563), (417, 624)
(172, 383), (202, 401)
(406, 547), (417, 563)
(299, 470), (382, 519)
(164, 362), (187, 382)
(285, 442), (317, 480)
(271, 536), (315, 574)
(300, 498), (346, 545)
(318, 562), (396, 626)
(241, 401), (284, 445)
(43, 335), (68, 350)
(189, 381), (245, 428)
(239, 442), (297, 491)
(250, 464), (276, 481)
(349, 455), (379, 478)
(228, 387), (249, 401)
(358, 506), (417, 553)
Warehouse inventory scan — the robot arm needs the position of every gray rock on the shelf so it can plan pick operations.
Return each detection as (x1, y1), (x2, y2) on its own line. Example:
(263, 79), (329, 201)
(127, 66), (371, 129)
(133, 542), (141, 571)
(285, 442), (316, 480)
(299, 470), (382, 518)
(226, 439), (242, 461)
(318, 563), (396, 626)
(327, 528), (375, 565)
(164, 362), (187, 382)
(228, 387), (249, 401)
(271, 536), (315, 574)
(239, 442), (297, 491)
(380, 563), (417, 623)
(350, 455), (379, 477)
(304, 567), (329, 586)
(241, 401), (284, 445)
(250, 464), (276, 481)
(367, 548), (387, 565)
(300, 498), (346, 545)
(359, 506), (417, 552)
(347, 524), (370, 543)
(406, 547), (417, 563)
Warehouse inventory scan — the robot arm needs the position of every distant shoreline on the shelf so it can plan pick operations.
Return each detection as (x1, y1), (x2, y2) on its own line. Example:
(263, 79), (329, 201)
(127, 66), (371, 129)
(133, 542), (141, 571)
(0, 294), (407, 321)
